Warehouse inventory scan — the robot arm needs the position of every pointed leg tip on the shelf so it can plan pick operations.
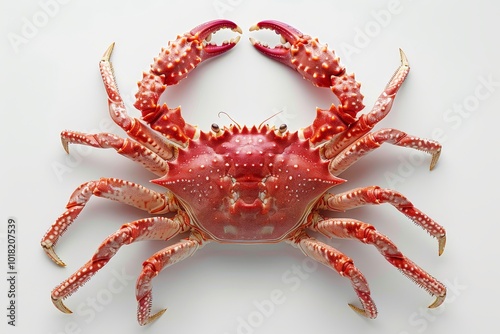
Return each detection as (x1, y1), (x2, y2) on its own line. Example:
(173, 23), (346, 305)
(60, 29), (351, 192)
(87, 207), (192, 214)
(430, 149), (441, 170)
(61, 138), (70, 154)
(438, 236), (446, 256)
(52, 296), (73, 314)
(428, 293), (446, 309)
(101, 42), (115, 62)
(348, 303), (364, 315)
(399, 48), (409, 67)
(55, 259), (67, 267)
(42, 244), (66, 267)
(151, 308), (167, 321)
(140, 308), (167, 326)
(348, 303), (376, 319)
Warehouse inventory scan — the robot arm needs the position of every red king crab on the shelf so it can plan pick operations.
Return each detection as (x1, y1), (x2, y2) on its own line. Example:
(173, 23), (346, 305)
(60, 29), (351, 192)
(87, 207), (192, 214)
(41, 19), (446, 325)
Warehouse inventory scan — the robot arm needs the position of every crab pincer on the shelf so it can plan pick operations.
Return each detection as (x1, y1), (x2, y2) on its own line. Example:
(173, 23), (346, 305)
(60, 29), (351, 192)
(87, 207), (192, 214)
(250, 20), (365, 142)
(135, 20), (242, 145)
(250, 20), (345, 86)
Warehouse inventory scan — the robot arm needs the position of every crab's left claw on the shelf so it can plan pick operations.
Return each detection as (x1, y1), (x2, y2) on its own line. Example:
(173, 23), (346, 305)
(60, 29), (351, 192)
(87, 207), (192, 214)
(134, 20), (242, 146)
(140, 19), (242, 88)
(191, 20), (242, 60)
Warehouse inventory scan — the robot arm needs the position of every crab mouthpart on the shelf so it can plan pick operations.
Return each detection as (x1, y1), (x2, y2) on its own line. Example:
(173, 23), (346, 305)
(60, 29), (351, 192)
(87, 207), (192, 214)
(249, 20), (304, 66)
(191, 19), (242, 57)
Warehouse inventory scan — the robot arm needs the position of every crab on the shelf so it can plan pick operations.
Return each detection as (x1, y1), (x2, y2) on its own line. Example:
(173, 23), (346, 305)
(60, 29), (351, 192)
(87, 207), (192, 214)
(41, 19), (446, 325)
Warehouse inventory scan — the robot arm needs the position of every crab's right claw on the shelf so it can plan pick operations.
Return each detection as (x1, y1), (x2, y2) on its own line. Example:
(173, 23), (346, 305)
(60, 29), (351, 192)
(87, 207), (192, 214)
(42, 242), (66, 267)
(250, 20), (345, 88)
(249, 20), (303, 66)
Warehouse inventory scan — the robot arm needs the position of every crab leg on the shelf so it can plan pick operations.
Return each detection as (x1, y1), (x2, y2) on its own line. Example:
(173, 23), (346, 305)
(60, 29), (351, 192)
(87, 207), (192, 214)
(133, 20), (241, 146)
(100, 43), (179, 160)
(311, 217), (446, 308)
(327, 128), (441, 175)
(136, 234), (204, 325)
(316, 186), (446, 255)
(322, 49), (412, 157)
(51, 215), (188, 315)
(61, 130), (168, 176)
(41, 178), (179, 266)
(288, 232), (377, 318)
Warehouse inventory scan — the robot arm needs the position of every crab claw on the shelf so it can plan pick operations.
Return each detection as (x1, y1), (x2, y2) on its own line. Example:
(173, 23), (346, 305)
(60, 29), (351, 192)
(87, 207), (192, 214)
(249, 20), (303, 65)
(191, 19), (242, 59)
(136, 19), (241, 97)
(145, 19), (241, 87)
(134, 20), (241, 145)
(250, 20), (345, 88)
(250, 20), (365, 128)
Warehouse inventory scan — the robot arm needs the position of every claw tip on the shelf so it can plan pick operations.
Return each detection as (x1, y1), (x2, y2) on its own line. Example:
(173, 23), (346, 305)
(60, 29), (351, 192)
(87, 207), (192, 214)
(428, 292), (446, 309)
(101, 42), (115, 62)
(42, 244), (66, 267)
(61, 138), (70, 154)
(348, 303), (375, 319)
(438, 235), (446, 256)
(52, 297), (73, 314)
(430, 149), (441, 170)
(399, 48), (409, 67)
(249, 24), (260, 32)
(142, 308), (167, 326)
(234, 26), (243, 34)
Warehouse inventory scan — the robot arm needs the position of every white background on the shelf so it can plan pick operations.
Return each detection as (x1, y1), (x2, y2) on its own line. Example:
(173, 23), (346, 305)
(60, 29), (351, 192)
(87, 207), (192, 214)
(1, 0), (498, 333)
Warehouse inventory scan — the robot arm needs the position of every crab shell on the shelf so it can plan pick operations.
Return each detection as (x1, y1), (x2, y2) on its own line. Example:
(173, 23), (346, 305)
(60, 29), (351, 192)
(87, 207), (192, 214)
(154, 126), (344, 242)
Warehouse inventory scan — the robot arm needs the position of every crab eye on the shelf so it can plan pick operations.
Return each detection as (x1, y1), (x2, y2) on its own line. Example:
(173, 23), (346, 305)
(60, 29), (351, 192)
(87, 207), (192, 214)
(211, 123), (221, 133)
(279, 124), (287, 134)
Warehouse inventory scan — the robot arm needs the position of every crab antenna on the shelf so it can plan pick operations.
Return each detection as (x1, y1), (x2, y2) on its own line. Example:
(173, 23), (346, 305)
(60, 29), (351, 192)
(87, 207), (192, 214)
(258, 110), (285, 129)
(218, 111), (241, 129)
